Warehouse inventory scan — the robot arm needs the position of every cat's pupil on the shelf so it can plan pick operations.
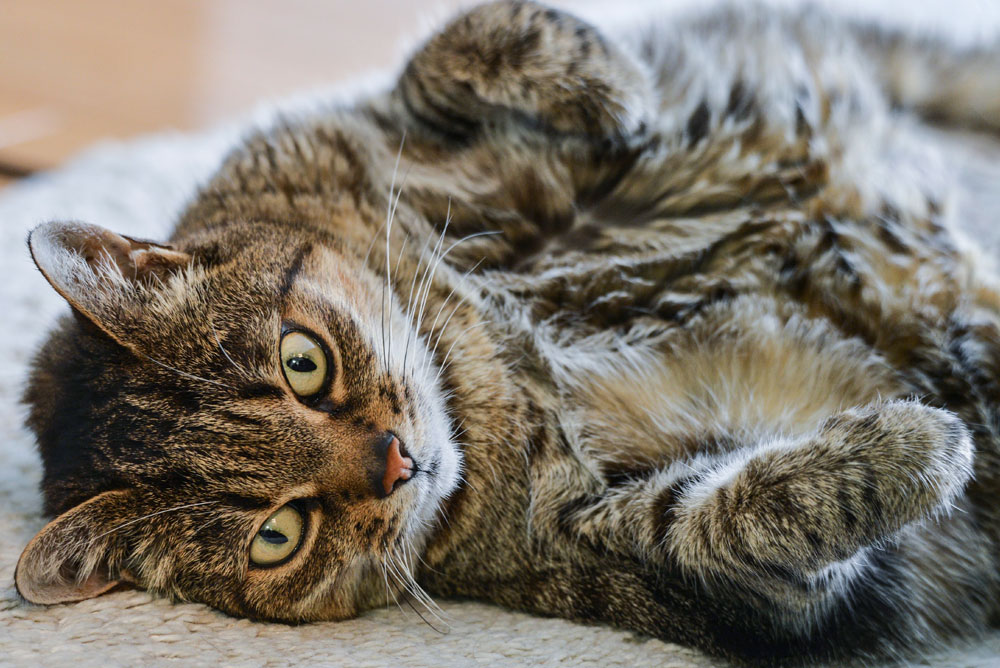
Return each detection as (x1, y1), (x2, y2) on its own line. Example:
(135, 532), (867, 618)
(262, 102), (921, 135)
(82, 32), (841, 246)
(259, 528), (288, 545)
(286, 356), (317, 373)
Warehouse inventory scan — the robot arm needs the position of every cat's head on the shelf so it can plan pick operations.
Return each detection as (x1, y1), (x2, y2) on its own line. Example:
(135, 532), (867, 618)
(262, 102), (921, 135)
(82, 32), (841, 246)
(16, 219), (460, 621)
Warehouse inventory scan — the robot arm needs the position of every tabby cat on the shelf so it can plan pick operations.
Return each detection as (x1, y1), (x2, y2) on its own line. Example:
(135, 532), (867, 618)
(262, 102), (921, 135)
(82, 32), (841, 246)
(15, 1), (1000, 664)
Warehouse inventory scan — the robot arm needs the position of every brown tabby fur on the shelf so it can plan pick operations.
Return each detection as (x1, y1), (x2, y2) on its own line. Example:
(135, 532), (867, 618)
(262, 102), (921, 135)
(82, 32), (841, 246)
(16, 1), (1000, 664)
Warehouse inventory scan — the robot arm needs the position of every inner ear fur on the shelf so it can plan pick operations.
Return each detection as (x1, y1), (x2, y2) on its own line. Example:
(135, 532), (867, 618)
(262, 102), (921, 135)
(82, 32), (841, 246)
(16, 490), (138, 605)
(27, 221), (191, 348)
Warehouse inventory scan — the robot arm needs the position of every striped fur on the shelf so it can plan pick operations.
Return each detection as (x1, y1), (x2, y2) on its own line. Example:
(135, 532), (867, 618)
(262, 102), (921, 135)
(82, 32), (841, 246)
(17, 2), (1000, 663)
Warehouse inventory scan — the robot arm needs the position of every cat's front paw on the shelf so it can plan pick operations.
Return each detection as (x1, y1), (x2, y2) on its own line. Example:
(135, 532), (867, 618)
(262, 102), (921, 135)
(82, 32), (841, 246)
(836, 401), (975, 515)
(669, 401), (974, 579)
(396, 0), (651, 142)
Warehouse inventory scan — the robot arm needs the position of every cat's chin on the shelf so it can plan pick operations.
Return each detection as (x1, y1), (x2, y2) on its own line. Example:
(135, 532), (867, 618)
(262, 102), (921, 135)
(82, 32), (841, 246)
(406, 436), (462, 536)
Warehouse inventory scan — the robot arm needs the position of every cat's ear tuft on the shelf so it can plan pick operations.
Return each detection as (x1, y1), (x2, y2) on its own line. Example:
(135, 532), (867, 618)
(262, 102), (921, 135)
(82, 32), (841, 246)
(15, 490), (136, 605)
(28, 221), (191, 344)
(28, 221), (190, 296)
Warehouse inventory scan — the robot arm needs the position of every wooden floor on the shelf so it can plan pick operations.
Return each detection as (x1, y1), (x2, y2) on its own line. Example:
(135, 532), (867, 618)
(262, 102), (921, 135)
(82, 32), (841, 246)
(0, 0), (586, 188)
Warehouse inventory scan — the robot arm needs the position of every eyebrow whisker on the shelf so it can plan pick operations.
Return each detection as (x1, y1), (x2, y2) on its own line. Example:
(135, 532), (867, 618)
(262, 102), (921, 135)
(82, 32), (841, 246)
(95, 501), (216, 540)
(138, 352), (236, 391)
(383, 132), (407, 376)
(211, 321), (247, 377)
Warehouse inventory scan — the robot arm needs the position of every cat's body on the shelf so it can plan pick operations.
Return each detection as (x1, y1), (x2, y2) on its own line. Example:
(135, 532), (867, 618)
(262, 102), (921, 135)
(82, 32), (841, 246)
(16, 2), (1000, 664)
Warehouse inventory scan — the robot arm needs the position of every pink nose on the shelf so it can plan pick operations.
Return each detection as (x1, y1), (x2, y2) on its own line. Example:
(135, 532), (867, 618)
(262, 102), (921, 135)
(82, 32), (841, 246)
(381, 435), (413, 497)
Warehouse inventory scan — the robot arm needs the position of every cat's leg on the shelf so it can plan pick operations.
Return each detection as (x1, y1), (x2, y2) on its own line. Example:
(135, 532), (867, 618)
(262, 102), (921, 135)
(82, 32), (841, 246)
(560, 400), (974, 619)
(481, 397), (991, 661)
(392, 0), (651, 144)
(367, 1), (656, 267)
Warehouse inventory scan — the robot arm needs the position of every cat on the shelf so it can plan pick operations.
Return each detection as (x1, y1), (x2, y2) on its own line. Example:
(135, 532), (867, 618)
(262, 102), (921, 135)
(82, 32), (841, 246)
(14, 0), (1000, 664)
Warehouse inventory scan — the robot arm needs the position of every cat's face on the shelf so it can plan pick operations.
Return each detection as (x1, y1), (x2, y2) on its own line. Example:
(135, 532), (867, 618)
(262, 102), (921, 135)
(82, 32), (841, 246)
(17, 220), (460, 621)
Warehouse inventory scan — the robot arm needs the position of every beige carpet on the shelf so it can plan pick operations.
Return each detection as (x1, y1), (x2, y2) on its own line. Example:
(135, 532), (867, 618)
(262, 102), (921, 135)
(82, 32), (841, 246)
(4, 3), (1000, 667)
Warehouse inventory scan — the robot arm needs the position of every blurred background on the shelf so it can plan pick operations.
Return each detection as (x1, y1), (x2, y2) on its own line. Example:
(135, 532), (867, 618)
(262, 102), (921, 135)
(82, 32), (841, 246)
(0, 0), (600, 190)
(2, 0), (998, 192)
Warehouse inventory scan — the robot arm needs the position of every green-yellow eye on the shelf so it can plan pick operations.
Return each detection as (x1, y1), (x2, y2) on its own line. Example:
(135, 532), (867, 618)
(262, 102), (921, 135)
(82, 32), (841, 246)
(250, 504), (305, 567)
(280, 331), (328, 397)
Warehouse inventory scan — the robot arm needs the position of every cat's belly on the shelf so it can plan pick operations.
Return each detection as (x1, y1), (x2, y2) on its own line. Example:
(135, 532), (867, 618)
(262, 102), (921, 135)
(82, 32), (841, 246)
(545, 294), (907, 473)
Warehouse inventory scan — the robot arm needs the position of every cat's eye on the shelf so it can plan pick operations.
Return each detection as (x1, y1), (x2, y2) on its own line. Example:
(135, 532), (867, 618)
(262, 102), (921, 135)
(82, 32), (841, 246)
(280, 330), (328, 397)
(250, 504), (305, 567)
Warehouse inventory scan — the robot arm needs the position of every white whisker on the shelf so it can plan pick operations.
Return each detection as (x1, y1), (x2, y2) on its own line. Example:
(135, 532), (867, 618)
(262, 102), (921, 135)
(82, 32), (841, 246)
(402, 231), (439, 376)
(95, 501), (215, 540)
(434, 321), (489, 385)
(138, 352), (236, 391)
(210, 323), (246, 376)
(362, 219), (387, 269)
(382, 560), (409, 617)
(421, 259), (485, 377)
(414, 230), (500, 358)
(393, 234), (410, 303)
(402, 551), (450, 628)
(410, 203), (452, 374)
(385, 546), (449, 632)
(384, 132), (407, 375)
(426, 303), (465, 377)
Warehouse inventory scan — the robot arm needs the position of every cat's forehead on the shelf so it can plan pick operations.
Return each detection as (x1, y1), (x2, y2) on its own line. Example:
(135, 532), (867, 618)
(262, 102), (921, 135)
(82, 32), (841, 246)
(125, 236), (368, 352)
(183, 232), (376, 323)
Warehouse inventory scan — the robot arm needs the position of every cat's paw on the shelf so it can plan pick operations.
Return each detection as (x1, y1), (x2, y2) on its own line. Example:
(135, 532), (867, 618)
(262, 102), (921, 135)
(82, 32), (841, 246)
(396, 0), (652, 142)
(820, 401), (975, 519)
(669, 401), (974, 578)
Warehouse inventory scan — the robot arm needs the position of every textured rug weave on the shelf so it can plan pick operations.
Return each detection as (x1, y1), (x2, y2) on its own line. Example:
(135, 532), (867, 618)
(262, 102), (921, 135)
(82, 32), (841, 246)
(3, 2), (1000, 666)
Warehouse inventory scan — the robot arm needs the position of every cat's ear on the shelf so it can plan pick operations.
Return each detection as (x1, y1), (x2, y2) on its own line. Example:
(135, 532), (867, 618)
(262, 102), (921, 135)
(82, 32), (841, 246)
(27, 221), (191, 344)
(15, 490), (137, 605)
(395, 0), (651, 142)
